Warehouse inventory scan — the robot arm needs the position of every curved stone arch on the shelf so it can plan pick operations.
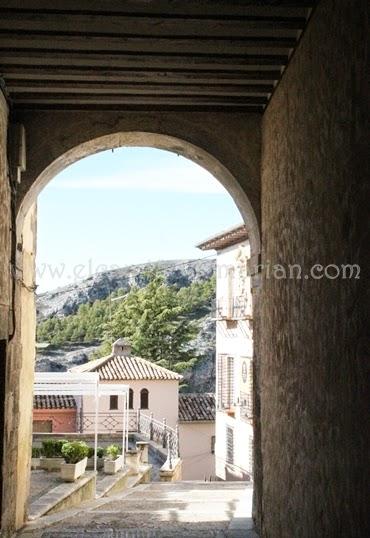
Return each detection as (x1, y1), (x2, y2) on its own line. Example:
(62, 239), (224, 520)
(9, 127), (262, 533)
(17, 131), (261, 260)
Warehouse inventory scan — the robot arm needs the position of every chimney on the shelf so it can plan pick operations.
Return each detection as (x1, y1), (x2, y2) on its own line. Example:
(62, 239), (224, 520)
(112, 338), (132, 356)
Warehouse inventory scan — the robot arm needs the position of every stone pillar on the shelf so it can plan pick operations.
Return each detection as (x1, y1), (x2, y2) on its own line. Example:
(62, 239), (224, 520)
(136, 441), (149, 464)
(0, 90), (11, 535)
(0, 101), (37, 534)
(250, 273), (262, 533)
(260, 1), (368, 536)
(1, 205), (37, 536)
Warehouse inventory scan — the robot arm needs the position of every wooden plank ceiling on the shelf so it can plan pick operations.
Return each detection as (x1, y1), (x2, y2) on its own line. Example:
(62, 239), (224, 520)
(0, 1), (316, 112)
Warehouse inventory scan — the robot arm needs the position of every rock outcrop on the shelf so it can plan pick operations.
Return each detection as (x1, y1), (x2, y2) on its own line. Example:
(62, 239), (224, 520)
(36, 259), (215, 320)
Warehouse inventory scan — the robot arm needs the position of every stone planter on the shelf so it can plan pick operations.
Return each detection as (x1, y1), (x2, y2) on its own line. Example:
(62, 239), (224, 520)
(104, 455), (124, 475)
(87, 457), (104, 470)
(60, 457), (88, 482)
(31, 457), (41, 470)
(40, 457), (64, 472)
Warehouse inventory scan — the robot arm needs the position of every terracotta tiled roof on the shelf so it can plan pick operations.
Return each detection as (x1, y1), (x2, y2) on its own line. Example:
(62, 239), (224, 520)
(71, 354), (183, 381)
(179, 393), (215, 422)
(196, 224), (248, 251)
(33, 395), (76, 410)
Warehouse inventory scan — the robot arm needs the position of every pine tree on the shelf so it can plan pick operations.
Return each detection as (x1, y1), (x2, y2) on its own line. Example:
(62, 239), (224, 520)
(102, 272), (200, 371)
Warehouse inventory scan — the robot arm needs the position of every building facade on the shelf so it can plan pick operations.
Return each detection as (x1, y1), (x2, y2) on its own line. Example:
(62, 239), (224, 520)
(33, 395), (77, 434)
(71, 339), (182, 433)
(178, 393), (215, 481)
(198, 225), (253, 481)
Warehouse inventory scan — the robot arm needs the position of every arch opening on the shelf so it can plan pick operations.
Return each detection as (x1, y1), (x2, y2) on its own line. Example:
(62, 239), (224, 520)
(10, 131), (261, 533)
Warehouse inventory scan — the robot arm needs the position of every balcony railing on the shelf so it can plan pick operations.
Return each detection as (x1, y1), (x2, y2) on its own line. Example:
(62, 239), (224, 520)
(76, 410), (138, 433)
(138, 411), (179, 470)
(217, 400), (253, 422)
(76, 409), (179, 470)
(213, 296), (252, 320)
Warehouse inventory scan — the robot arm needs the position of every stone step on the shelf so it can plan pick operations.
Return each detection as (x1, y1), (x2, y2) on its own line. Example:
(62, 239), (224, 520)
(90, 499), (240, 513)
(127, 481), (249, 491)
(18, 482), (254, 538)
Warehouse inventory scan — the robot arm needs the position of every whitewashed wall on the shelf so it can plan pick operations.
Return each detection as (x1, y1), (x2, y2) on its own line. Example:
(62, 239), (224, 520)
(178, 421), (215, 480)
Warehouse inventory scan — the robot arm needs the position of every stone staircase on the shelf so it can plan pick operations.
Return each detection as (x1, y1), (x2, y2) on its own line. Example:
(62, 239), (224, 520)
(18, 481), (257, 538)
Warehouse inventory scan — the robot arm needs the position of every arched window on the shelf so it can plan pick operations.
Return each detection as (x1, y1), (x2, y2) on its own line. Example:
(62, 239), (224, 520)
(129, 388), (134, 410)
(140, 388), (149, 410)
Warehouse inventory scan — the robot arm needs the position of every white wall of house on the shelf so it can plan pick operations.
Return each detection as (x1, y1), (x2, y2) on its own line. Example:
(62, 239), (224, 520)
(178, 421), (215, 480)
(215, 411), (253, 481)
(214, 239), (254, 481)
(81, 379), (179, 432)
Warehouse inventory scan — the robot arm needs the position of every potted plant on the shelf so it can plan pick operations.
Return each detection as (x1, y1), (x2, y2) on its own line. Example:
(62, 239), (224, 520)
(60, 441), (89, 482)
(104, 444), (124, 475)
(97, 447), (105, 459)
(31, 446), (42, 470)
(86, 446), (104, 470)
(40, 439), (67, 471)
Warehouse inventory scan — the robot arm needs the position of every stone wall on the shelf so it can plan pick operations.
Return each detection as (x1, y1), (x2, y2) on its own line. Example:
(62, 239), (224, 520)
(0, 93), (10, 341)
(1, 205), (37, 536)
(0, 91), (11, 534)
(260, 1), (369, 537)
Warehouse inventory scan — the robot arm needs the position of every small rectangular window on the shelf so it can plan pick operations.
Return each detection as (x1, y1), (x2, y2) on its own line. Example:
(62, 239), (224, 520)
(109, 395), (118, 410)
(211, 435), (216, 454)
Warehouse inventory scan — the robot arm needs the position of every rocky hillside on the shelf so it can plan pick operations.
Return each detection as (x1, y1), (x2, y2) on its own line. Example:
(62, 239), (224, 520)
(37, 259), (215, 320)
(36, 259), (216, 392)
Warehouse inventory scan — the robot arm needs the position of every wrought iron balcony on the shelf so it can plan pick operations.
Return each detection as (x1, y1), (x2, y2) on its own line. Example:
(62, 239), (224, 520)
(213, 296), (252, 320)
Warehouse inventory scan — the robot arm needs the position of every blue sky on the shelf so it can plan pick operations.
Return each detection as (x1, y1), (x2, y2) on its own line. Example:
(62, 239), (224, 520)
(36, 147), (242, 292)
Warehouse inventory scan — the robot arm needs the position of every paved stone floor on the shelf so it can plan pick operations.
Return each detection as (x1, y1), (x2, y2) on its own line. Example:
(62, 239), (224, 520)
(20, 481), (255, 537)
(29, 472), (64, 505)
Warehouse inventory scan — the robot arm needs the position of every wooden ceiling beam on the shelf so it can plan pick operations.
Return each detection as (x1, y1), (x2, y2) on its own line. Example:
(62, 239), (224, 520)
(2, 68), (282, 84)
(11, 93), (267, 106)
(0, 13), (305, 36)
(6, 81), (274, 96)
(13, 103), (265, 113)
(0, 35), (297, 55)
(0, 52), (287, 70)
(0, 1), (315, 19)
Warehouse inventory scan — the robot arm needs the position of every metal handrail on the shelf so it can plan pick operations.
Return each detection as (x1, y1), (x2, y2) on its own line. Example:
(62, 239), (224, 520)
(75, 409), (180, 469)
(138, 411), (179, 469)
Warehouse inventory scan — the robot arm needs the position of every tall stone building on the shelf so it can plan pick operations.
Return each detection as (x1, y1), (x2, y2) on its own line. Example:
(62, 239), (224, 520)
(198, 225), (254, 482)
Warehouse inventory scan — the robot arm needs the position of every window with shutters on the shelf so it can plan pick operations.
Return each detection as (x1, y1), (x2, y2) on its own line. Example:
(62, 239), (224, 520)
(240, 358), (253, 419)
(226, 426), (234, 464)
(217, 355), (235, 409)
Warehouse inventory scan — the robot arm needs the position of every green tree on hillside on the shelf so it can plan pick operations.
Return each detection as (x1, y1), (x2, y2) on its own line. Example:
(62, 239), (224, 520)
(100, 272), (205, 372)
(37, 273), (215, 373)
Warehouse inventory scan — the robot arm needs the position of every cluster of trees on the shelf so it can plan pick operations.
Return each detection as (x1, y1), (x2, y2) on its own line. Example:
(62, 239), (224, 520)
(37, 272), (215, 372)
(37, 295), (113, 345)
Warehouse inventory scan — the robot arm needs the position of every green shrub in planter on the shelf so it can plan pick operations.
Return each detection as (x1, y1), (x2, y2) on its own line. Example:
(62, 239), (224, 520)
(86, 445), (105, 470)
(105, 444), (121, 461)
(42, 439), (68, 458)
(32, 447), (42, 458)
(61, 441), (89, 464)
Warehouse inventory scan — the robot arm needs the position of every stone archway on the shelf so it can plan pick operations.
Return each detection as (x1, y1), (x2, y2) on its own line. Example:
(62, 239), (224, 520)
(17, 131), (260, 261)
(3, 121), (262, 534)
